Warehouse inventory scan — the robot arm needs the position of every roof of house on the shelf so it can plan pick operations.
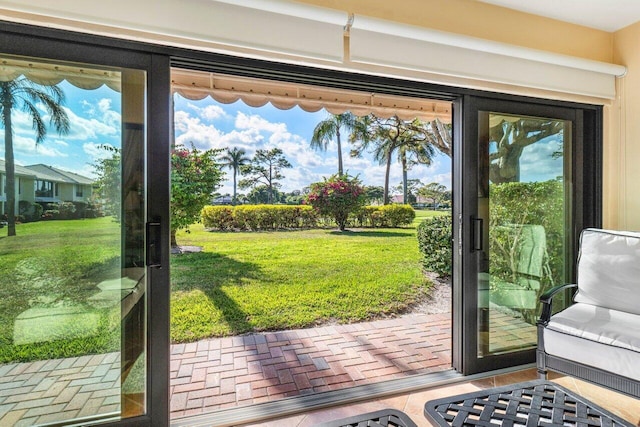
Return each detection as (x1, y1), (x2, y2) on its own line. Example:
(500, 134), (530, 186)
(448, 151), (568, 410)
(0, 159), (38, 179)
(0, 161), (93, 185)
(23, 164), (94, 185)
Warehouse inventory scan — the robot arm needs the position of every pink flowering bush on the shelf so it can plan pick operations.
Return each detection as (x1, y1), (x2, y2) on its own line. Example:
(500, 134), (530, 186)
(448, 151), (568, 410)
(305, 174), (366, 231)
(171, 144), (224, 246)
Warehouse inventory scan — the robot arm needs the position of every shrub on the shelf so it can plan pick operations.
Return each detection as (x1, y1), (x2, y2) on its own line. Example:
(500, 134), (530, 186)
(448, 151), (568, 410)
(72, 201), (88, 219)
(84, 202), (101, 218)
(305, 174), (366, 231)
(489, 180), (564, 289)
(58, 202), (77, 220)
(378, 204), (415, 227)
(349, 205), (415, 228)
(18, 201), (42, 222)
(417, 215), (452, 277)
(201, 206), (234, 230)
(42, 210), (60, 220)
(350, 206), (377, 227)
(201, 205), (317, 231)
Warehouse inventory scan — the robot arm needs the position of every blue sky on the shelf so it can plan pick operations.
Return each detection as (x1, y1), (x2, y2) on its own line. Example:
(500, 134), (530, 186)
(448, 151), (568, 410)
(2, 80), (122, 179)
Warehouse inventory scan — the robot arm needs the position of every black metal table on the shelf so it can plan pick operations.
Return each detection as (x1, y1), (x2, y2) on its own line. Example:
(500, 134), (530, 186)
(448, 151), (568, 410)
(424, 379), (633, 427)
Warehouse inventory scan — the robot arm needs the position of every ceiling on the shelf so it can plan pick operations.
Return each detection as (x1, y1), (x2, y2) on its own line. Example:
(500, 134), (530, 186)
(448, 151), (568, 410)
(477, 0), (640, 32)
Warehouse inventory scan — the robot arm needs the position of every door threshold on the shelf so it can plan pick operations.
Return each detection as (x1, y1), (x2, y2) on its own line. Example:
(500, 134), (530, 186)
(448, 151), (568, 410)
(171, 364), (535, 427)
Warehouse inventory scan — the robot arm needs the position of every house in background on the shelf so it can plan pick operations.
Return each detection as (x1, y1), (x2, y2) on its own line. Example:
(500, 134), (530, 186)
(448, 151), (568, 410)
(0, 160), (93, 216)
(24, 164), (94, 205)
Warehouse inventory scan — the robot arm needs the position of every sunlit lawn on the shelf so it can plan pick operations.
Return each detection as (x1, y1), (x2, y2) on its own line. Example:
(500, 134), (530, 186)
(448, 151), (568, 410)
(0, 209), (448, 362)
(170, 209), (448, 343)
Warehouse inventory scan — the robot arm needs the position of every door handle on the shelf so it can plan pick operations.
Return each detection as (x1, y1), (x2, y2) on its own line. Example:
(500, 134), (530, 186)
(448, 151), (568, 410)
(146, 220), (162, 269)
(472, 217), (483, 252)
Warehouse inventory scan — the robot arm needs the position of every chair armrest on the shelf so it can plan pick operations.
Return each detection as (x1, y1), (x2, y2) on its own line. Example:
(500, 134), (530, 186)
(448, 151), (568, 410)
(537, 283), (577, 326)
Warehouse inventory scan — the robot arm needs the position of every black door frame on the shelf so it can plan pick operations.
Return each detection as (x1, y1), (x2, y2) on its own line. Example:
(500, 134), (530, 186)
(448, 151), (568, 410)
(0, 21), (172, 427)
(454, 94), (602, 375)
(0, 17), (603, 425)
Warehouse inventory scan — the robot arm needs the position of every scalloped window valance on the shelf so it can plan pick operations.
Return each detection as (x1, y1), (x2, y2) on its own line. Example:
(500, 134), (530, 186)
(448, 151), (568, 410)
(171, 69), (452, 122)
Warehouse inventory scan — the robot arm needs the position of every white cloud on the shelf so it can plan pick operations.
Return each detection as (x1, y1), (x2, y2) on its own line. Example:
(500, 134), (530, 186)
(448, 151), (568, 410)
(235, 112), (284, 134)
(174, 110), (264, 152)
(7, 106), (112, 146)
(278, 167), (324, 192)
(188, 103), (228, 121)
(83, 142), (117, 160)
(96, 98), (121, 130)
(272, 139), (324, 168)
(61, 106), (120, 141)
(8, 134), (68, 159)
(77, 163), (100, 179)
(519, 139), (563, 182)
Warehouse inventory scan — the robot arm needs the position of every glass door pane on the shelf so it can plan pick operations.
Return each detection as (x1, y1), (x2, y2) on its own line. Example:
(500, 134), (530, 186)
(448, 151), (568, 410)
(477, 112), (571, 357)
(0, 55), (147, 425)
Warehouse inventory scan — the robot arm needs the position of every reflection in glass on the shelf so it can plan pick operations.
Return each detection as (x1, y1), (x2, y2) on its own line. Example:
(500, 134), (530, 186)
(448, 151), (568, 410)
(0, 55), (146, 425)
(477, 112), (571, 357)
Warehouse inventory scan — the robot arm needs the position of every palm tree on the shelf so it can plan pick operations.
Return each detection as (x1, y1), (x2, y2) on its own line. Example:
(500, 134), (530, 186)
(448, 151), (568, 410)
(1, 77), (70, 236)
(310, 112), (359, 176)
(351, 115), (437, 204)
(397, 124), (436, 203)
(221, 147), (250, 205)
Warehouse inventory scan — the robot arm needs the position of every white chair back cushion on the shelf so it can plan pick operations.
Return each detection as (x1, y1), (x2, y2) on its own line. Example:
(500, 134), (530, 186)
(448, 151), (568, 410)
(574, 228), (640, 315)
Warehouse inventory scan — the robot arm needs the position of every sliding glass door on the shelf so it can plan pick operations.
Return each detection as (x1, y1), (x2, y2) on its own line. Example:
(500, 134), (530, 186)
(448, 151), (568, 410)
(455, 95), (601, 374)
(0, 29), (170, 427)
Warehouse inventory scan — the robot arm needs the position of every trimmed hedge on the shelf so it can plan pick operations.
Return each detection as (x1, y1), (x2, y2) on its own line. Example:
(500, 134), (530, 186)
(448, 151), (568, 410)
(202, 203), (416, 231)
(351, 204), (415, 228)
(417, 215), (452, 277)
(201, 205), (318, 231)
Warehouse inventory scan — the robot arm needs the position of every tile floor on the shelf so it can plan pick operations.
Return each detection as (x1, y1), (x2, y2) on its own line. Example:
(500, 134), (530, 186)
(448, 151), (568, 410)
(237, 369), (640, 427)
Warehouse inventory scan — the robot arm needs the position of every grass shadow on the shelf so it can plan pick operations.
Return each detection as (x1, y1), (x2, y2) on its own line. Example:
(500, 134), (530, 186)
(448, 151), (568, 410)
(171, 252), (262, 289)
(171, 252), (263, 337)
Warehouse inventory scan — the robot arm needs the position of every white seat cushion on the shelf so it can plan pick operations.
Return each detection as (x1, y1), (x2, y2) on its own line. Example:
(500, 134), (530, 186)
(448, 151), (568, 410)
(544, 303), (640, 380)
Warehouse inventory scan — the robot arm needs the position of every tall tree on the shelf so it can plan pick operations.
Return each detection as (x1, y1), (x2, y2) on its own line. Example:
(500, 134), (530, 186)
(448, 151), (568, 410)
(419, 182), (448, 209)
(397, 127), (436, 203)
(310, 112), (359, 176)
(1, 77), (70, 236)
(221, 147), (250, 205)
(239, 148), (292, 204)
(351, 115), (436, 204)
(489, 117), (564, 183)
(393, 178), (423, 204)
(410, 118), (452, 157)
(364, 185), (385, 204)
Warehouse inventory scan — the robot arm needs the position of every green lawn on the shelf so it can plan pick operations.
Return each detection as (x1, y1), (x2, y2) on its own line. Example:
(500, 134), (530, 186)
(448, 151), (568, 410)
(170, 209), (448, 343)
(0, 217), (122, 363)
(0, 209), (448, 362)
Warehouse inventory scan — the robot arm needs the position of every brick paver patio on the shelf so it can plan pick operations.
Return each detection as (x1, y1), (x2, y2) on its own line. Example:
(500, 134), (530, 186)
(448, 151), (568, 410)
(0, 298), (539, 425)
(169, 312), (452, 419)
(0, 352), (121, 426)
